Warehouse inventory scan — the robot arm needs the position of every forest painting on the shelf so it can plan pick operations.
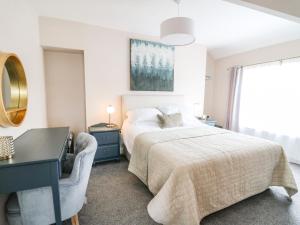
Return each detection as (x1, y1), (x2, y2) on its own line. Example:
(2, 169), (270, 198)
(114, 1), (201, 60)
(130, 39), (174, 91)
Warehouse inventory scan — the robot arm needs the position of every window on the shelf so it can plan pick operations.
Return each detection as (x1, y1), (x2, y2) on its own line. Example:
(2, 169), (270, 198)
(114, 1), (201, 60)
(239, 58), (300, 138)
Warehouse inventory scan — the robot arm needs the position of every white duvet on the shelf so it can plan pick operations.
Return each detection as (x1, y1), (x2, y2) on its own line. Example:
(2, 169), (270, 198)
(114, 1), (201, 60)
(122, 117), (205, 154)
(127, 124), (298, 225)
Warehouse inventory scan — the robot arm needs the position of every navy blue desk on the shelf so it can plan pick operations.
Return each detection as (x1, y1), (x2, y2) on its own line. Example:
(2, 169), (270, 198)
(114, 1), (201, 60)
(0, 127), (70, 225)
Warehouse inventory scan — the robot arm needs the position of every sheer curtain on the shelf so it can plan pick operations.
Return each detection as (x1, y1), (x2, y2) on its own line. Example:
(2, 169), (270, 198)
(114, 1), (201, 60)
(226, 66), (243, 130)
(228, 58), (300, 164)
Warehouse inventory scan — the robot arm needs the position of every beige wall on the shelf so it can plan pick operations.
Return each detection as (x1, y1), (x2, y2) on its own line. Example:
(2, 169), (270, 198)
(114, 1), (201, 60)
(203, 54), (215, 116)
(44, 50), (86, 135)
(211, 39), (300, 127)
(224, 0), (300, 22)
(0, 0), (47, 224)
(39, 17), (207, 127)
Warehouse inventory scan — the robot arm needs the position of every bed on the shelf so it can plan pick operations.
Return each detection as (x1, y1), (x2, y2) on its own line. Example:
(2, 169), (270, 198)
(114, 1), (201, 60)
(121, 94), (298, 225)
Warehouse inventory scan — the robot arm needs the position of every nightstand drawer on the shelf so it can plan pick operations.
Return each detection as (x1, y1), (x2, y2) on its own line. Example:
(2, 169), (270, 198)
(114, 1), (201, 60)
(95, 144), (119, 160)
(93, 131), (119, 145)
(89, 123), (120, 164)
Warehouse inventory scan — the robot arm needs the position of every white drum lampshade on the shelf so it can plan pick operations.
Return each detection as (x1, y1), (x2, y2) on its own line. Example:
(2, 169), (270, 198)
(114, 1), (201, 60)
(160, 17), (195, 46)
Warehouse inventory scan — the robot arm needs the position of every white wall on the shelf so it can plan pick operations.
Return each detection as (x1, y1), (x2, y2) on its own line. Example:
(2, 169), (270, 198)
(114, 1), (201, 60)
(211, 39), (300, 127)
(0, 0), (47, 224)
(39, 17), (207, 127)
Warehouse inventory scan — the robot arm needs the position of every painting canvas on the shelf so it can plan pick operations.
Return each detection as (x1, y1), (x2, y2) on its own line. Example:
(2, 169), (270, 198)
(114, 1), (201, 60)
(130, 39), (174, 91)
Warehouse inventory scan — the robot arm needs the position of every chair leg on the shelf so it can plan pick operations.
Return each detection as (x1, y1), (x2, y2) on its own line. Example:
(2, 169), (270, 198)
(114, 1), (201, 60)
(71, 214), (80, 225)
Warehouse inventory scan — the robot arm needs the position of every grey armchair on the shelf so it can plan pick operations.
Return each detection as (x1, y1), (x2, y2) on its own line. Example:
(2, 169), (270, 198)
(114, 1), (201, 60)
(6, 132), (97, 225)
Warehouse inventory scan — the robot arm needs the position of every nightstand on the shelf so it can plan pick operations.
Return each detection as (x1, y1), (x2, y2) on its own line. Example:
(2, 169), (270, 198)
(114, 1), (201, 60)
(89, 123), (120, 164)
(199, 119), (217, 127)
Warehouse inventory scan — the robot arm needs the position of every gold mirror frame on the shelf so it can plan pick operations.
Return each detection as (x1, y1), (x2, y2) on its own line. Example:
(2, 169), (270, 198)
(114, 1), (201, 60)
(0, 53), (28, 127)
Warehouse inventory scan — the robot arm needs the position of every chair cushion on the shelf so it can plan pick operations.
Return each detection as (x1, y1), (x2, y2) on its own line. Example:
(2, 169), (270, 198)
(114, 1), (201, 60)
(7, 213), (22, 225)
(6, 193), (20, 214)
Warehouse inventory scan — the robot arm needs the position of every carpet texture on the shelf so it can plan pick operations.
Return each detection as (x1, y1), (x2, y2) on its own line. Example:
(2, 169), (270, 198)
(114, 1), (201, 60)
(64, 158), (300, 225)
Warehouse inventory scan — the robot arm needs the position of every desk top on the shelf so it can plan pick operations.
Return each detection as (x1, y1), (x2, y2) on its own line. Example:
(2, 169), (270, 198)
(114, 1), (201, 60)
(0, 127), (69, 168)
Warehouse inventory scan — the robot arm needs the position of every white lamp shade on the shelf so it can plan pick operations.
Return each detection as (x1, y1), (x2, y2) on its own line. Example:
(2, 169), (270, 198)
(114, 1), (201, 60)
(106, 105), (115, 114)
(160, 17), (195, 46)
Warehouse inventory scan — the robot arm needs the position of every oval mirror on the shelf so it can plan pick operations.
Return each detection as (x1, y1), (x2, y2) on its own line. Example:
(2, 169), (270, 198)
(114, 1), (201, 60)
(2, 67), (11, 109)
(0, 53), (28, 127)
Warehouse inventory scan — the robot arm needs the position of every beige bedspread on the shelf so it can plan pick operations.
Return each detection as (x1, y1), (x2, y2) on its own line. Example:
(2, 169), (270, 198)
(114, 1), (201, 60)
(128, 126), (298, 225)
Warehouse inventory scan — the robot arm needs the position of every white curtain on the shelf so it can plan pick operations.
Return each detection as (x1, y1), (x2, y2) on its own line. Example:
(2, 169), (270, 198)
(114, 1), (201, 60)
(228, 58), (300, 164)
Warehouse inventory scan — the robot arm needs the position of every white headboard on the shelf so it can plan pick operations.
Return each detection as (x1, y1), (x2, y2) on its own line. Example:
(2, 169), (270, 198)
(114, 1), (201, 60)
(121, 94), (185, 121)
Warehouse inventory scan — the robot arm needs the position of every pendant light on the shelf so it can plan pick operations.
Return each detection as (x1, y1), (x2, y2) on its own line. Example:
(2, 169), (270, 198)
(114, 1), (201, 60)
(160, 0), (195, 46)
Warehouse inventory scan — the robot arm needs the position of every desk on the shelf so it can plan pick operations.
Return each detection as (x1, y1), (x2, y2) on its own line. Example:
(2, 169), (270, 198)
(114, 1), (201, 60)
(0, 127), (70, 225)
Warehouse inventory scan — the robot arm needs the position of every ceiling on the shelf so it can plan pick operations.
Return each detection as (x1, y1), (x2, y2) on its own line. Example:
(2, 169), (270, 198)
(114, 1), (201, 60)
(26, 0), (300, 59)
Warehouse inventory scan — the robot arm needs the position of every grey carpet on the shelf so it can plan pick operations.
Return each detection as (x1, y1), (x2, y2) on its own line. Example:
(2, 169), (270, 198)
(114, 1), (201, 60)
(65, 158), (300, 225)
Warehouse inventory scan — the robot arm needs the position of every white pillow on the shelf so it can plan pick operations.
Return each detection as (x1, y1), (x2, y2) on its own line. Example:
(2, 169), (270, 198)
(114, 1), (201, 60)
(157, 105), (179, 115)
(157, 104), (199, 124)
(126, 108), (162, 124)
(180, 106), (202, 125)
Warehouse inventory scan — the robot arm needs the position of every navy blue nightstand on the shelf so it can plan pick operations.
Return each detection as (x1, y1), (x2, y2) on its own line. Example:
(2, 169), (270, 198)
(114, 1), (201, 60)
(198, 118), (217, 127)
(89, 123), (120, 164)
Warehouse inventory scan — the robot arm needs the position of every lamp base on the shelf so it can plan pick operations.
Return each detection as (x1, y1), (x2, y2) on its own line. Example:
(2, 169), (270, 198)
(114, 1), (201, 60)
(106, 123), (115, 128)
(0, 154), (13, 161)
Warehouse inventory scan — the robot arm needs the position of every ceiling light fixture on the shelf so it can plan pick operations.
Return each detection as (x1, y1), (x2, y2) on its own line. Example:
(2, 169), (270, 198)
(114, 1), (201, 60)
(160, 0), (195, 46)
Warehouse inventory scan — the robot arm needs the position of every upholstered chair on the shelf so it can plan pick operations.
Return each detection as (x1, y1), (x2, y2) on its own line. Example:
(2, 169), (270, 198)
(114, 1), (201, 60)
(6, 132), (97, 225)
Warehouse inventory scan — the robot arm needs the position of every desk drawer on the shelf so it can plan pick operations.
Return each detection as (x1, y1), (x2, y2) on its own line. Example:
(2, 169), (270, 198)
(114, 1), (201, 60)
(0, 163), (52, 193)
(95, 144), (119, 161)
(93, 131), (119, 145)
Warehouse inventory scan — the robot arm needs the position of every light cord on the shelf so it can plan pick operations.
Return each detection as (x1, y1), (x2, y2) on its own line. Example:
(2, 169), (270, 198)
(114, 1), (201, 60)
(174, 0), (181, 16)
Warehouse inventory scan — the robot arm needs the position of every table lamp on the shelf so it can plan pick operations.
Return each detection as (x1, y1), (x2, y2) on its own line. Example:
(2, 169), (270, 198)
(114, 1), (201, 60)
(106, 105), (115, 127)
